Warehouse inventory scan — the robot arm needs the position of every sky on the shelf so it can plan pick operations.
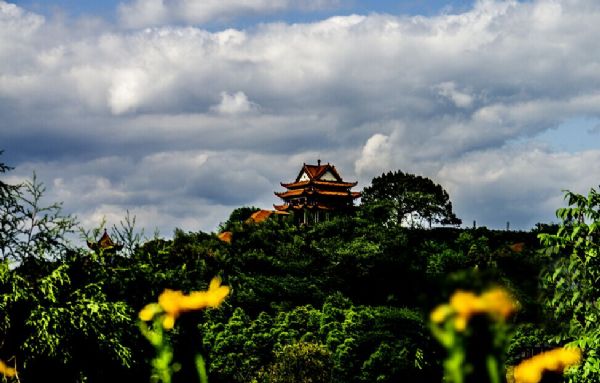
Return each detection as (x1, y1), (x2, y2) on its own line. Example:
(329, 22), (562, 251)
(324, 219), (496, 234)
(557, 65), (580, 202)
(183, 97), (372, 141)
(1, 0), (600, 237)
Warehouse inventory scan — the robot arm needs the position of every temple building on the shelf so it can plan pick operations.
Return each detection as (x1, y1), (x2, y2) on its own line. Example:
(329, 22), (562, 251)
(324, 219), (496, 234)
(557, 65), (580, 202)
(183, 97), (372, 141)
(87, 229), (123, 254)
(274, 161), (360, 224)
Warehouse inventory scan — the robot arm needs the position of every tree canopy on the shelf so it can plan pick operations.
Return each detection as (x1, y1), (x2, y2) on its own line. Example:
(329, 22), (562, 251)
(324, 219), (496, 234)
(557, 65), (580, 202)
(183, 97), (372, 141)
(361, 170), (461, 227)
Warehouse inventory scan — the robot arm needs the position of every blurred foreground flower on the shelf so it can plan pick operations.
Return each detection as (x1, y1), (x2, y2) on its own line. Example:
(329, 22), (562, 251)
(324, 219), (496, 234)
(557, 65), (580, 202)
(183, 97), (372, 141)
(430, 287), (518, 383)
(139, 276), (229, 383)
(513, 347), (581, 383)
(139, 276), (230, 330)
(431, 287), (517, 331)
(0, 359), (16, 378)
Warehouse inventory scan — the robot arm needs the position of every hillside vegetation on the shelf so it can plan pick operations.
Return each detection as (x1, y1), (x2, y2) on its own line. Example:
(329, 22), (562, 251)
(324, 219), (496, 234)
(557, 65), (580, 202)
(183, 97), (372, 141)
(1, 156), (597, 382)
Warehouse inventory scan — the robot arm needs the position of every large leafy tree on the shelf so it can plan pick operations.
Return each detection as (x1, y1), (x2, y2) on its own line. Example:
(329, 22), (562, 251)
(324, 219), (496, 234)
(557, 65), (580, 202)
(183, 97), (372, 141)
(539, 188), (600, 382)
(361, 170), (461, 227)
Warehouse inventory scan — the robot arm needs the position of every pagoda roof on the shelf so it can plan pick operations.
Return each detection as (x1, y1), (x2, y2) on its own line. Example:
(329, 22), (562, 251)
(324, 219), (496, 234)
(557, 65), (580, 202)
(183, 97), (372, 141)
(274, 203), (336, 211)
(273, 204), (288, 211)
(294, 161), (344, 183)
(275, 189), (360, 199)
(280, 179), (358, 189)
(218, 231), (233, 243)
(87, 229), (123, 252)
(247, 209), (273, 223)
(243, 209), (290, 224)
(275, 189), (304, 198)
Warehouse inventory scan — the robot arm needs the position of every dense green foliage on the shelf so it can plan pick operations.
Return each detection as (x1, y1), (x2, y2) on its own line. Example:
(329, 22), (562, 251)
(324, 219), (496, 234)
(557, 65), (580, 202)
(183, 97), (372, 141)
(1, 156), (597, 382)
(361, 170), (461, 227)
(539, 189), (600, 381)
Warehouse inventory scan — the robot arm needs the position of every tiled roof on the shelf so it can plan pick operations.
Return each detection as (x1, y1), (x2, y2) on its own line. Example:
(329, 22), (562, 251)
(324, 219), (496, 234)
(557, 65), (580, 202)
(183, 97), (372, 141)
(316, 190), (354, 197)
(247, 209), (273, 223)
(276, 188), (360, 199)
(281, 180), (358, 189)
(304, 164), (327, 179)
(275, 189), (304, 198)
(99, 230), (115, 248)
(295, 162), (343, 182)
(218, 231), (233, 243)
(87, 229), (123, 251)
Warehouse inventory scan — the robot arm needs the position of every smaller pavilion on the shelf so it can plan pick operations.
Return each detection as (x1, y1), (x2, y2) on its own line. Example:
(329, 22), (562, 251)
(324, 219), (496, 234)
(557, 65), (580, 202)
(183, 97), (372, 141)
(274, 160), (360, 224)
(87, 229), (123, 254)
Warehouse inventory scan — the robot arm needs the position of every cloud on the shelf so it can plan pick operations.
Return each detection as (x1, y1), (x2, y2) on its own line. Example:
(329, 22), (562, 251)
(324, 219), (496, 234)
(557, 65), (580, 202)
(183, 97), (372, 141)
(118, 0), (340, 28)
(2, 0), (600, 234)
(355, 133), (392, 177)
(108, 68), (151, 114)
(9, 150), (285, 234)
(211, 91), (257, 115)
(436, 146), (600, 229)
(435, 82), (474, 108)
(0, 2), (44, 38)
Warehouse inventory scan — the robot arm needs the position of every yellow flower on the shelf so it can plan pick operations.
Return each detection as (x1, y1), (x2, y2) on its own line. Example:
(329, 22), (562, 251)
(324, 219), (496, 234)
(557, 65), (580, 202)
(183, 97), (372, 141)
(158, 289), (186, 317)
(139, 303), (161, 321)
(450, 290), (482, 318)
(162, 314), (176, 330)
(430, 304), (452, 323)
(513, 347), (581, 383)
(0, 359), (16, 378)
(184, 277), (230, 309)
(454, 315), (468, 332)
(150, 277), (230, 330)
(480, 288), (517, 320)
(430, 287), (517, 332)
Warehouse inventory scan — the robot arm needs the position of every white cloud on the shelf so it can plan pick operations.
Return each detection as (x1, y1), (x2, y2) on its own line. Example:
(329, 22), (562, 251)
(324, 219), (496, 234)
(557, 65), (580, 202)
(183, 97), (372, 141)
(0, 1), (44, 38)
(119, 0), (168, 28)
(108, 68), (149, 114)
(436, 146), (600, 228)
(355, 133), (391, 177)
(118, 0), (340, 28)
(211, 91), (257, 115)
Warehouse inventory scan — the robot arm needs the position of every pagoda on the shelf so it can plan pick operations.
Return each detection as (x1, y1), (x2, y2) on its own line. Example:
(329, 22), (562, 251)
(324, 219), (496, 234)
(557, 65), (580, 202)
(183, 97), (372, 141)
(274, 160), (360, 224)
(87, 229), (123, 254)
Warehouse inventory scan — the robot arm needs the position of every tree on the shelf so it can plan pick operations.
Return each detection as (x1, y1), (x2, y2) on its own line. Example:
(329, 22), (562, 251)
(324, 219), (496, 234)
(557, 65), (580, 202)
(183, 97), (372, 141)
(0, 152), (21, 261)
(361, 170), (461, 227)
(0, 153), (135, 381)
(262, 342), (332, 383)
(1, 152), (76, 261)
(0, 261), (135, 382)
(111, 210), (145, 257)
(219, 206), (261, 232)
(13, 172), (76, 260)
(538, 188), (600, 382)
